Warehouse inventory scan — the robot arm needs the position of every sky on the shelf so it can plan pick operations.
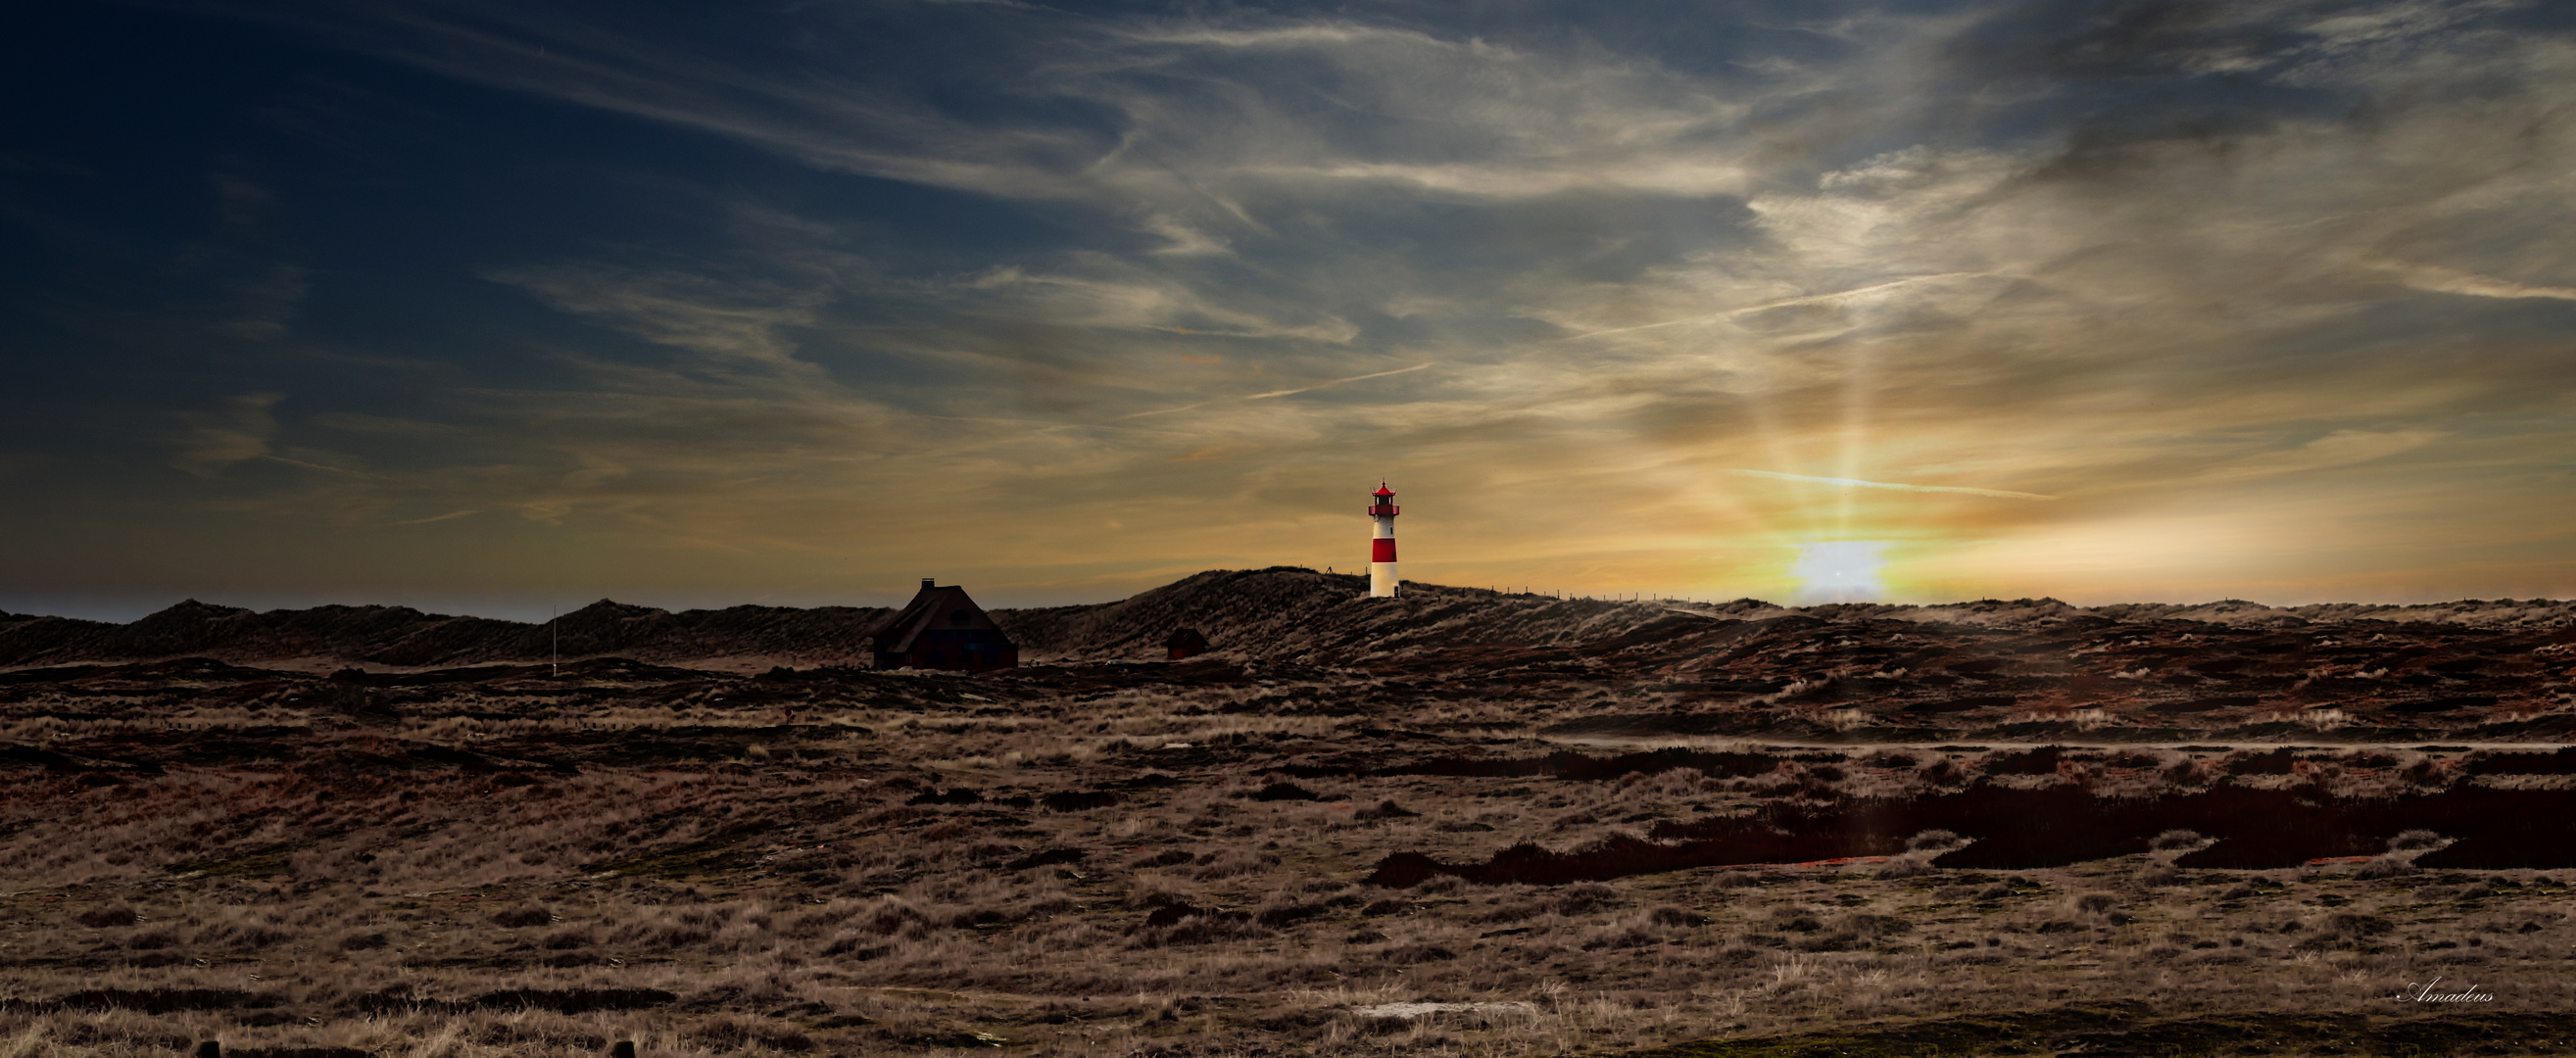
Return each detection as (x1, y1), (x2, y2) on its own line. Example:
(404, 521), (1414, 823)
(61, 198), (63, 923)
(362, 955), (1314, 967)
(5, 0), (2576, 621)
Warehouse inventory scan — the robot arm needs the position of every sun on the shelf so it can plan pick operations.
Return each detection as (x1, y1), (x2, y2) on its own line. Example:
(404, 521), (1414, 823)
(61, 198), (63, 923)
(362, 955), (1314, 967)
(1790, 541), (1888, 603)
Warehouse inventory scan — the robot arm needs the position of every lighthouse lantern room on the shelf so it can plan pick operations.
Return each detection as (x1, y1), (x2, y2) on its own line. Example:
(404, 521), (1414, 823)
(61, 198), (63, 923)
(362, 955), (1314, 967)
(1367, 483), (1400, 598)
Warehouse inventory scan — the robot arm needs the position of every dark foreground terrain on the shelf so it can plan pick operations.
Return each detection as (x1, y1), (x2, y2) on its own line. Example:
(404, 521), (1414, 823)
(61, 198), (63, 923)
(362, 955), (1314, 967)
(10, 568), (2576, 1056)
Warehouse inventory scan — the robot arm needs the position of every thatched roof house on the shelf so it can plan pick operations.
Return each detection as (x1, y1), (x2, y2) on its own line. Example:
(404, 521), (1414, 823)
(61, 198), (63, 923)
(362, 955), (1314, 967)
(869, 579), (1017, 671)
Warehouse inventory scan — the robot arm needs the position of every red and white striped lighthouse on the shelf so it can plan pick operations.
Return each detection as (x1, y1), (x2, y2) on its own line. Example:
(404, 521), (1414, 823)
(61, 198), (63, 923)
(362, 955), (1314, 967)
(1367, 482), (1400, 598)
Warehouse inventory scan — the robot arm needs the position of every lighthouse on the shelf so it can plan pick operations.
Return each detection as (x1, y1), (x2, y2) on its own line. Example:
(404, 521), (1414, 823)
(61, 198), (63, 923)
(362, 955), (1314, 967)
(1367, 482), (1400, 598)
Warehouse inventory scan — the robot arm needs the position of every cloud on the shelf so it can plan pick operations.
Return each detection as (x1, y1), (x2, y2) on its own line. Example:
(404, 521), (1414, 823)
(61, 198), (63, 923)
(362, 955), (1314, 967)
(1559, 272), (1993, 341)
(2374, 260), (2576, 302)
(955, 265), (1361, 344)
(173, 392), (284, 477)
(94, 0), (2576, 604)
(1123, 362), (1433, 419)
(1726, 468), (2058, 501)
(390, 508), (480, 525)
(212, 174), (274, 229)
(223, 264), (309, 340)
(2196, 429), (2448, 484)
(485, 262), (830, 372)
(1119, 23), (1434, 51)
(1245, 362), (1433, 400)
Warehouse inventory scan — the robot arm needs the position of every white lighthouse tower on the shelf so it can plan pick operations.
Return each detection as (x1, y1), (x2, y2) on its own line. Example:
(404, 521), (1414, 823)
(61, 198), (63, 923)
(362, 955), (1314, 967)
(1367, 482), (1400, 598)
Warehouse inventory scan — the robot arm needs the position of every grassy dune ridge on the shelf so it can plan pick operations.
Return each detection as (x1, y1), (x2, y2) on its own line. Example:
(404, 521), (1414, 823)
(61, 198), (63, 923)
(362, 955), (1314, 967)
(8, 571), (2576, 1055)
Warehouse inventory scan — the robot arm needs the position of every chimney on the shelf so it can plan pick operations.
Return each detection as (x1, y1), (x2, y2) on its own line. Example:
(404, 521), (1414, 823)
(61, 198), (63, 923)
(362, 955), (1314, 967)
(922, 578), (936, 590)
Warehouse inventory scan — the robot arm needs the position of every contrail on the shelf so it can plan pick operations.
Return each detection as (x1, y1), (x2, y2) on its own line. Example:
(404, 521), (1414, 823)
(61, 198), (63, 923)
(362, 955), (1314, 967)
(1726, 468), (2056, 500)
(1122, 362), (1433, 418)
(1245, 362), (1432, 400)
(391, 509), (481, 525)
(2373, 259), (2576, 302)
(1563, 272), (1988, 341)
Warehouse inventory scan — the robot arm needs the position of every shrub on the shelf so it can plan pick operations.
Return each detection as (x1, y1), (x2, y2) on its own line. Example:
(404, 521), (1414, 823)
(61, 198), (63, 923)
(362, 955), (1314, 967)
(1249, 782), (1320, 801)
(948, 907), (1008, 929)
(860, 899), (927, 937)
(689, 1017), (816, 1052)
(818, 932), (891, 960)
(2390, 829), (2446, 851)
(1553, 882), (1619, 916)
(1580, 924), (1663, 950)
(2150, 829), (2206, 851)
(1135, 914), (1271, 947)
(74, 906), (137, 929)
(1040, 791), (1119, 812)
(2315, 912), (2393, 938)
(1354, 799), (1419, 821)
(1254, 902), (1330, 928)
(491, 904), (554, 929)
(1791, 930), (1861, 952)
(198, 921), (297, 948)
(1413, 875), (1467, 896)
(1192, 849), (1280, 880)
(1649, 906), (1710, 928)
(1835, 912), (1911, 938)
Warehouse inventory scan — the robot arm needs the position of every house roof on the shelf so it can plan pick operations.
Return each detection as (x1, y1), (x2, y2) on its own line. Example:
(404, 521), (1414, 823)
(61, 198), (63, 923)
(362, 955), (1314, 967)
(870, 583), (1014, 654)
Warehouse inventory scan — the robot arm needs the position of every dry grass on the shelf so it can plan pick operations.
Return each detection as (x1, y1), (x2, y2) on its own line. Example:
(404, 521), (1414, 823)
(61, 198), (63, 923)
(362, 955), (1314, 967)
(8, 662), (2576, 1056)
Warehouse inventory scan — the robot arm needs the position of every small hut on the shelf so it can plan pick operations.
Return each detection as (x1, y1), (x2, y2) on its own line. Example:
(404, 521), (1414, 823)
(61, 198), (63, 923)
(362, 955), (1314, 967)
(869, 579), (1018, 671)
(1165, 628), (1210, 660)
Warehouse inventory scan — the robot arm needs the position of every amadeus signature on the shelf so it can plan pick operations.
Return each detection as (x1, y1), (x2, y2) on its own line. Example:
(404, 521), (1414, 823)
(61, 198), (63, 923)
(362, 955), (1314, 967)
(2398, 977), (2495, 1004)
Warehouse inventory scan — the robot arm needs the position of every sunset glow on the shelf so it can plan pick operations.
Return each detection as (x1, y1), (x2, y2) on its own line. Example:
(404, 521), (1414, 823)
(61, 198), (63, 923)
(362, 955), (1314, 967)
(5, 2), (2575, 618)
(1791, 542), (1892, 605)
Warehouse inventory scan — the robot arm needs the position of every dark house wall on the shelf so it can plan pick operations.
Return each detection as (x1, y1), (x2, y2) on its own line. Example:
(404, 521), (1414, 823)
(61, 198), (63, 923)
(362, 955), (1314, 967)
(879, 627), (1018, 671)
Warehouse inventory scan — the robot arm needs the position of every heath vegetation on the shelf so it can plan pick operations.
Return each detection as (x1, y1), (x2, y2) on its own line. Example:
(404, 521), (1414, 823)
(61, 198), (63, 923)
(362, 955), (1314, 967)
(9, 571), (2576, 1055)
